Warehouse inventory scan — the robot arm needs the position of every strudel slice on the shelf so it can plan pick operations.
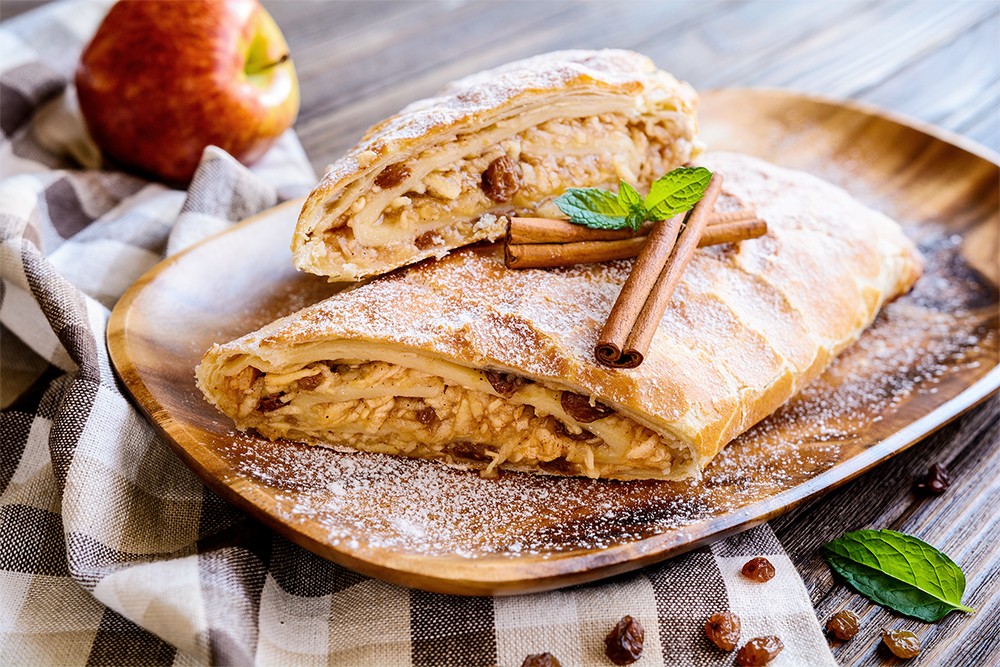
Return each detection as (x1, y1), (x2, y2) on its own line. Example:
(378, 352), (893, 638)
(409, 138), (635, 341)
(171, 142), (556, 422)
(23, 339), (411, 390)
(292, 49), (699, 281)
(199, 154), (923, 481)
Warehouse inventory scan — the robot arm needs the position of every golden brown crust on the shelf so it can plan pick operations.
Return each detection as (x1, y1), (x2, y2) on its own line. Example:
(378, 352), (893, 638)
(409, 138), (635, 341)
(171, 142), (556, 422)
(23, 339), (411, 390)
(202, 153), (923, 476)
(292, 49), (700, 281)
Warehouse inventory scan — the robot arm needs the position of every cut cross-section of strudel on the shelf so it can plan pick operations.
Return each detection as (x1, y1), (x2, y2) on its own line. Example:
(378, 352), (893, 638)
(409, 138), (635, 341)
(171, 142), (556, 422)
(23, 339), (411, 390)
(292, 49), (700, 281)
(199, 154), (923, 481)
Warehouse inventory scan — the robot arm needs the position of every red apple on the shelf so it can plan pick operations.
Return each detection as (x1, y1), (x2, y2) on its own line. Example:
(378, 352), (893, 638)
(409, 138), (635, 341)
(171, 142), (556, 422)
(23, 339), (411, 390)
(75, 0), (300, 185)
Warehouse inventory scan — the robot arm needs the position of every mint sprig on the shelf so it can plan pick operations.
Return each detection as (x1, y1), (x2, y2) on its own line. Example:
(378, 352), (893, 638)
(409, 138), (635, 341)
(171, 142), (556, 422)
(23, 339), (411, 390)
(823, 529), (975, 622)
(552, 166), (713, 231)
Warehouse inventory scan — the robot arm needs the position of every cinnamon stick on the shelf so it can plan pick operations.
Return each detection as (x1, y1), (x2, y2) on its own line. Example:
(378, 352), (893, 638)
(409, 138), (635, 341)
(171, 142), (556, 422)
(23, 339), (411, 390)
(505, 237), (648, 269)
(507, 217), (655, 244)
(700, 218), (767, 246)
(593, 213), (685, 368)
(507, 208), (755, 245)
(504, 218), (766, 269)
(707, 208), (757, 225)
(619, 174), (724, 367)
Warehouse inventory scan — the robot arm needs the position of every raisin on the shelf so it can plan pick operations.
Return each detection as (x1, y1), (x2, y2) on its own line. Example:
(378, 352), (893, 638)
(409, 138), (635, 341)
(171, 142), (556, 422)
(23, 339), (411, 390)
(257, 394), (284, 412)
(914, 463), (951, 495)
(826, 610), (861, 640)
(484, 370), (525, 398)
(560, 392), (614, 423)
(297, 373), (323, 390)
(481, 155), (520, 202)
(741, 557), (776, 582)
(553, 420), (593, 441)
(735, 636), (784, 666)
(374, 163), (410, 188)
(882, 629), (920, 659)
(521, 653), (560, 667)
(415, 406), (437, 425)
(450, 441), (493, 462)
(539, 457), (578, 475)
(604, 615), (645, 665)
(414, 230), (439, 249)
(704, 612), (741, 652)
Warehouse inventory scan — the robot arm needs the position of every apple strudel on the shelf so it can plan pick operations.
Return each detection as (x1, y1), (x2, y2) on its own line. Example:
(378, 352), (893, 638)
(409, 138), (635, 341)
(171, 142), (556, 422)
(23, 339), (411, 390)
(199, 153), (922, 480)
(292, 49), (700, 281)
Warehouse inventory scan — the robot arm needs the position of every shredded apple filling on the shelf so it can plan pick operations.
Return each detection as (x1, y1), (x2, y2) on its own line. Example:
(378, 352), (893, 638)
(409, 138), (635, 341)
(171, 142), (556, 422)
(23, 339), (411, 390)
(225, 360), (692, 478)
(321, 112), (691, 255)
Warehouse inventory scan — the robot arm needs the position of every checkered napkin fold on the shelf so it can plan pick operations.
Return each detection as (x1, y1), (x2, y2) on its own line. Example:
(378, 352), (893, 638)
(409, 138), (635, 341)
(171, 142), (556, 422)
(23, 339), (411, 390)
(0, 2), (835, 665)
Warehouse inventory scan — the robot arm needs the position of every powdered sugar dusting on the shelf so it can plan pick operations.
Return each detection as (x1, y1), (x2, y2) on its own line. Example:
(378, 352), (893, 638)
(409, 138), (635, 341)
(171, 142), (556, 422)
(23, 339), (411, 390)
(206, 153), (927, 456)
(311, 50), (696, 191)
(213, 224), (996, 558)
(218, 434), (712, 557)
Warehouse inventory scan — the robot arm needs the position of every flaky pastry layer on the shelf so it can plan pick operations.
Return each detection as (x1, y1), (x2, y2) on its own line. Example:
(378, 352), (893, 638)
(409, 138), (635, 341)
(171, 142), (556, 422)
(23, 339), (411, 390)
(293, 50), (699, 281)
(198, 342), (694, 480)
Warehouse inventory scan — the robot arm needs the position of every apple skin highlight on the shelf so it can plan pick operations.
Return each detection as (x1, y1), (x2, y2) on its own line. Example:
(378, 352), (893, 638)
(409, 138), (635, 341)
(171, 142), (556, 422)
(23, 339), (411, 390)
(75, 0), (300, 185)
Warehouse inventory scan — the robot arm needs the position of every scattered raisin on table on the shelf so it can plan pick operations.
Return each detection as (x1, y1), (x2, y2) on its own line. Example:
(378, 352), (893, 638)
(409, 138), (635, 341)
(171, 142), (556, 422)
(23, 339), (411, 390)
(604, 615), (645, 665)
(735, 636), (784, 666)
(882, 629), (921, 659)
(826, 610), (861, 640)
(520, 652), (561, 667)
(481, 155), (520, 202)
(914, 463), (952, 495)
(741, 557), (776, 582)
(704, 611), (741, 651)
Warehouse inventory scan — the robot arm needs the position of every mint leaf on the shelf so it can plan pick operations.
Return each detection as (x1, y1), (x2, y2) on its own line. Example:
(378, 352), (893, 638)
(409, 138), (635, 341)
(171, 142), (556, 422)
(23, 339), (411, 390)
(554, 167), (713, 231)
(617, 182), (648, 230)
(625, 208), (646, 231)
(617, 180), (643, 211)
(645, 166), (713, 220)
(553, 188), (629, 230)
(823, 529), (975, 622)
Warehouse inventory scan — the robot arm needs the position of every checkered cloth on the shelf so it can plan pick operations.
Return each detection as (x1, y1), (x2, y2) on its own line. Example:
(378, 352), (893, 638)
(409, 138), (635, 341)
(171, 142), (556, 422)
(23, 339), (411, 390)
(0, 2), (836, 665)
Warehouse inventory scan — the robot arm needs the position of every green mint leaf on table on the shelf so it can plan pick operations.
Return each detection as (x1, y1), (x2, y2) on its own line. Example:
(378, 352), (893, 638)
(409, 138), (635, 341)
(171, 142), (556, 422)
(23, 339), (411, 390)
(823, 529), (975, 622)
(552, 187), (629, 230)
(645, 166), (713, 220)
(553, 167), (713, 231)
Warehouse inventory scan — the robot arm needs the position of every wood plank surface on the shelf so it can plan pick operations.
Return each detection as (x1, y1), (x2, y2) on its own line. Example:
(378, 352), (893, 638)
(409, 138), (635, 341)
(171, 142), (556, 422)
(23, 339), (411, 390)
(772, 401), (1000, 666)
(257, 1), (999, 662)
(5, 0), (993, 661)
(266, 0), (1000, 172)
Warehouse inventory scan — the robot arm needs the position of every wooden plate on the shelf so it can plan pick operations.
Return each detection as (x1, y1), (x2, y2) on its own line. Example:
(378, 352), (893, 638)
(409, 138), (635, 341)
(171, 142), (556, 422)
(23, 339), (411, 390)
(108, 89), (999, 595)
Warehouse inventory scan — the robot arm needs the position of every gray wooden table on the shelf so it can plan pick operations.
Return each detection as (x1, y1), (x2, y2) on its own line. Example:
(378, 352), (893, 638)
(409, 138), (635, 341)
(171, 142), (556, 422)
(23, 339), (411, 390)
(259, 2), (998, 664)
(4, 0), (995, 663)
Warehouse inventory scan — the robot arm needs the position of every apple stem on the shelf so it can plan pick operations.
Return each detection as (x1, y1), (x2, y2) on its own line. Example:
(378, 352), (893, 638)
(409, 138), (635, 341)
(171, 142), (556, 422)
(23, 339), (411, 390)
(245, 53), (289, 77)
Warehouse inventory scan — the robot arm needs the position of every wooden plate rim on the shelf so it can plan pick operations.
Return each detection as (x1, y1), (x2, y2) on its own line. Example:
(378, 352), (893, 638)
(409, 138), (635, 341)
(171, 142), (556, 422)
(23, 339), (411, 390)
(107, 88), (1000, 595)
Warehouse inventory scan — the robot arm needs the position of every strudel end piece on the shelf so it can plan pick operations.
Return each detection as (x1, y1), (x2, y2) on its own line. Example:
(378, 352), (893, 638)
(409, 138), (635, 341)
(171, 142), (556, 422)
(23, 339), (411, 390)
(292, 49), (700, 281)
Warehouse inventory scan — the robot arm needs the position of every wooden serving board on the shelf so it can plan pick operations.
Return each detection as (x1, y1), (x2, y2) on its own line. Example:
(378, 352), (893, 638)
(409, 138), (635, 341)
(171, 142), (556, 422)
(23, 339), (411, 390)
(107, 89), (999, 595)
